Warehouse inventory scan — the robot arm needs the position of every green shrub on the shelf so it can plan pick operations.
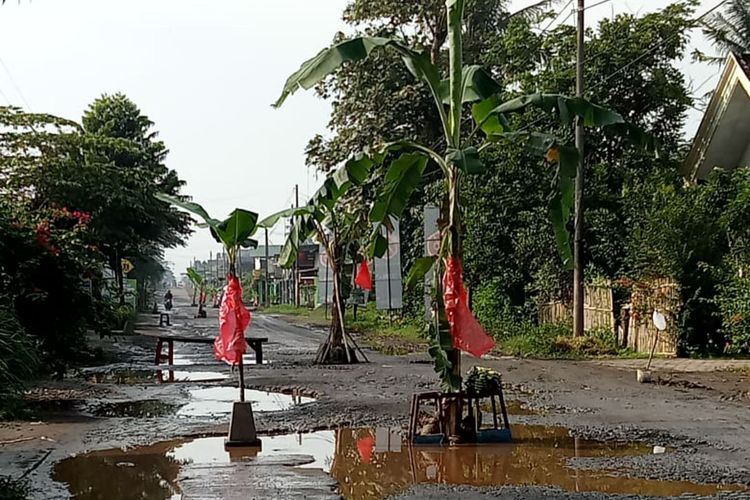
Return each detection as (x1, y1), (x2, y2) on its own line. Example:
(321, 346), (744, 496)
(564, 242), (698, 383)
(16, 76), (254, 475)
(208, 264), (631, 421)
(552, 334), (618, 356)
(498, 323), (571, 357)
(717, 273), (750, 354)
(473, 278), (535, 339)
(0, 304), (38, 419)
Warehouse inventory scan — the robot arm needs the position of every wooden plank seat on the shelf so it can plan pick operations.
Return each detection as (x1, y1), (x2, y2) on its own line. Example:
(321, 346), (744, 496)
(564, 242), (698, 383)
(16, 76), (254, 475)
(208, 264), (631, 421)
(154, 335), (269, 365)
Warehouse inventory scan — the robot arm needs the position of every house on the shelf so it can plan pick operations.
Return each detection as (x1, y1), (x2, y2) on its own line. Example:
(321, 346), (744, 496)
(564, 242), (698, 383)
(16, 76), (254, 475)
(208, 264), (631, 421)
(684, 53), (750, 180)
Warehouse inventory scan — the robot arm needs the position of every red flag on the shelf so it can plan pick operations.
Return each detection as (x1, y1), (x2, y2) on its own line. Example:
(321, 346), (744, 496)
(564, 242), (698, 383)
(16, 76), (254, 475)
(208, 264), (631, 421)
(442, 257), (495, 358)
(354, 260), (372, 291)
(214, 275), (251, 365)
(356, 436), (375, 464)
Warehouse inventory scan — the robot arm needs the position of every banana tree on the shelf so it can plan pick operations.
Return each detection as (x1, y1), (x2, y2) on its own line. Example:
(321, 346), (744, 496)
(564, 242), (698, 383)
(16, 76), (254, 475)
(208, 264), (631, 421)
(275, 0), (654, 394)
(259, 155), (373, 365)
(156, 193), (259, 402)
(185, 266), (205, 315)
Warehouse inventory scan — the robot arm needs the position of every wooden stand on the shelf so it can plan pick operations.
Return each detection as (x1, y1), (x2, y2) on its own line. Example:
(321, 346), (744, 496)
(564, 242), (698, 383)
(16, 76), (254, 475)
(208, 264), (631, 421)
(408, 387), (512, 445)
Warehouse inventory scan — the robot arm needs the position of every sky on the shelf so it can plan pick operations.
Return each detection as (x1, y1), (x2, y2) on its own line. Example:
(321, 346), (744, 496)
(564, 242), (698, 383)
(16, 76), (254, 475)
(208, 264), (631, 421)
(0, 0), (726, 274)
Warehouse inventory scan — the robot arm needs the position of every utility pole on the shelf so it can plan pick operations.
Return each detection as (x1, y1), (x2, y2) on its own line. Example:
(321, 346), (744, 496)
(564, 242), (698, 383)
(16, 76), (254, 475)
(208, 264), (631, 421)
(264, 227), (270, 307)
(295, 184), (300, 307)
(573, 0), (585, 337)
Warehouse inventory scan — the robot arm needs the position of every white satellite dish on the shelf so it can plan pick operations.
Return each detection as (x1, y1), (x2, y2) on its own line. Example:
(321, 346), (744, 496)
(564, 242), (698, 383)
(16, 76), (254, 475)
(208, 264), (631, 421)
(652, 310), (667, 331)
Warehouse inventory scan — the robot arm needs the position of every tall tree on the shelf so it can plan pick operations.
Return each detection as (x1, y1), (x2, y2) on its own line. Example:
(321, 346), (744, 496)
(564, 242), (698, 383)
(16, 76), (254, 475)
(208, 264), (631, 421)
(462, 3), (694, 311)
(80, 94), (192, 301)
(699, 0), (750, 61)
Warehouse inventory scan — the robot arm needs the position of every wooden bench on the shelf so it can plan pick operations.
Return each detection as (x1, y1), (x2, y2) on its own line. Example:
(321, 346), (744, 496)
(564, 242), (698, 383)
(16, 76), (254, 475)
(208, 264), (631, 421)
(159, 313), (171, 327)
(154, 335), (269, 365)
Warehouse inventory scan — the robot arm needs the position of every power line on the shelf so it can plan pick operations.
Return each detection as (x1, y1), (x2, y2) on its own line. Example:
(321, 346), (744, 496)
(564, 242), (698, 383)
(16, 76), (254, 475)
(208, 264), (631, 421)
(537, 0), (574, 36)
(584, 0), (614, 11)
(586, 0), (729, 96)
(518, 0), (729, 134)
(0, 55), (32, 111)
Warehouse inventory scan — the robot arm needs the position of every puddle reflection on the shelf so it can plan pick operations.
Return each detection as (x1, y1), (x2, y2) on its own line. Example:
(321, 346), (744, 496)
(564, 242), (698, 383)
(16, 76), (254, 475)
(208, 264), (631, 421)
(53, 425), (745, 500)
(156, 370), (226, 383)
(177, 387), (314, 417)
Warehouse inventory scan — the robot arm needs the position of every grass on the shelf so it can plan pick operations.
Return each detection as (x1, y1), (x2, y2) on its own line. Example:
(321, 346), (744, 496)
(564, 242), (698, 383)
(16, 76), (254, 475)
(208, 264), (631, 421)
(491, 324), (642, 359)
(263, 303), (426, 355)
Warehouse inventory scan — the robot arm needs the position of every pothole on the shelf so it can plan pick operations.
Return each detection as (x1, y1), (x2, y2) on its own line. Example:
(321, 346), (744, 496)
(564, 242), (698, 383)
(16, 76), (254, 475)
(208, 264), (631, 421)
(88, 400), (182, 418)
(52, 424), (747, 499)
(83, 368), (227, 384)
(176, 387), (314, 418)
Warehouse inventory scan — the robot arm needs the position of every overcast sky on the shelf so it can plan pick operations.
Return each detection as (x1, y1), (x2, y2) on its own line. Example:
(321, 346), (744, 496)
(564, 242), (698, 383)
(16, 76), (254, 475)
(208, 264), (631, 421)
(0, 0), (724, 273)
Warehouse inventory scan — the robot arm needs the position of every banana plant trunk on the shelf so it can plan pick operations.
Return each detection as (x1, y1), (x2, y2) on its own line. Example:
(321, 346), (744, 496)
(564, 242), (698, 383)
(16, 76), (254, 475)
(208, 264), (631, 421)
(442, 0), (466, 441)
(315, 244), (356, 364)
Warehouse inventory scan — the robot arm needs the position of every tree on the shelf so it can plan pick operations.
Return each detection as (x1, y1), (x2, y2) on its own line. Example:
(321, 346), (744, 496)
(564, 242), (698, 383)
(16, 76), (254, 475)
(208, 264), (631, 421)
(186, 267), (207, 316)
(462, 3), (693, 318)
(259, 156), (373, 364)
(275, 0), (651, 442)
(699, 0), (750, 62)
(81, 94), (192, 302)
(0, 98), (192, 306)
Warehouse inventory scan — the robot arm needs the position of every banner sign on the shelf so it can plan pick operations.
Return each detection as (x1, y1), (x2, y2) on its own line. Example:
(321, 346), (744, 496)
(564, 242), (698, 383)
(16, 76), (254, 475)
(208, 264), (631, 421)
(424, 205), (440, 321)
(317, 244), (334, 306)
(374, 219), (403, 310)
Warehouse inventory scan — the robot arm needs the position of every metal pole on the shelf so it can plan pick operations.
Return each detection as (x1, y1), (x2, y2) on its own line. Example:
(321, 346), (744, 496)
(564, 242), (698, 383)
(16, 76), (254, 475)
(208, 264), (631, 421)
(573, 0), (585, 337)
(264, 228), (270, 307)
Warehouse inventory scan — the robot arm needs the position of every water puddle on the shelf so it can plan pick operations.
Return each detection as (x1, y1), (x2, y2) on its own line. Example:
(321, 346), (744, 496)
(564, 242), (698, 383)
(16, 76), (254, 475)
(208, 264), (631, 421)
(88, 400), (182, 418)
(156, 371), (226, 383)
(499, 399), (544, 416)
(177, 387), (313, 417)
(242, 354), (270, 365)
(84, 370), (155, 385)
(84, 369), (226, 384)
(52, 424), (745, 499)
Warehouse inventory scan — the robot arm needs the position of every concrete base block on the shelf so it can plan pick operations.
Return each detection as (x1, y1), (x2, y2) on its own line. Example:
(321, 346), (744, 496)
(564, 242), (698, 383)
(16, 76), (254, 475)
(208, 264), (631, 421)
(225, 401), (261, 447)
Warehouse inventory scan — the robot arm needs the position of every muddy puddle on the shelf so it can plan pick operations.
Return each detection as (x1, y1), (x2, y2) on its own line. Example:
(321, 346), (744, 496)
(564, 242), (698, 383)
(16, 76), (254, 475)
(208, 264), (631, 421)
(83, 389), (311, 419)
(89, 400), (181, 418)
(177, 387), (313, 417)
(53, 424), (745, 499)
(84, 369), (226, 384)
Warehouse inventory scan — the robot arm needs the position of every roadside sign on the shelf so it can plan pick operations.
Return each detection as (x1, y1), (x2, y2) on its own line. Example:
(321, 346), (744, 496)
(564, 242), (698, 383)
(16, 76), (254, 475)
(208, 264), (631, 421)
(121, 258), (134, 275)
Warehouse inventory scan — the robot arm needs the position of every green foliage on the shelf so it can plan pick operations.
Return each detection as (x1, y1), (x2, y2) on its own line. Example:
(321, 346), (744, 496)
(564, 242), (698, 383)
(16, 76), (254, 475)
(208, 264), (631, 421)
(0, 202), (97, 373)
(279, 0), (649, 385)
(0, 303), (37, 418)
(156, 195), (258, 257)
(464, 366), (502, 396)
(698, 0), (750, 61)
(718, 273), (750, 354)
(0, 94), (188, 374)
(472, 277), (534, 338)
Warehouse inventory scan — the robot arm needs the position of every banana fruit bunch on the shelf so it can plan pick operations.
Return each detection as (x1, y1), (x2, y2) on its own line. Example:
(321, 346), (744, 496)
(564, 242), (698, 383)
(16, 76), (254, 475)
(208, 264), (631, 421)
(464, 366), (502, 397)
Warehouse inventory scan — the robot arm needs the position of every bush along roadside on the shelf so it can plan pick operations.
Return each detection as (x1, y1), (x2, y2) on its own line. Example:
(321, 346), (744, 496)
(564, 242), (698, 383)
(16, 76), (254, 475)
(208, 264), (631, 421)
(0, 303), (38, 419)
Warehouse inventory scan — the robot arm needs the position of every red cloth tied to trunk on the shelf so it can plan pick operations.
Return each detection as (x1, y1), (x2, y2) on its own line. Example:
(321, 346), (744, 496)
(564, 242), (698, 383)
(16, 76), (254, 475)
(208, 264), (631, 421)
(442, 256), (495, 358)
(214, 275), (251, 365)
(356, 436), (375, 464)
(354, 260), (372, 290)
